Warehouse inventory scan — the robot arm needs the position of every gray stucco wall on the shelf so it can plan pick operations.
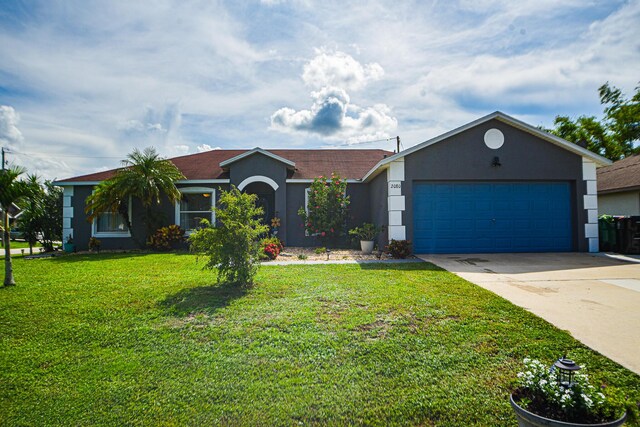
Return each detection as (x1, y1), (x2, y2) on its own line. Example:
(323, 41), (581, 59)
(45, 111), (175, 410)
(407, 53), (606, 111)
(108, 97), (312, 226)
(403, 119), (588, 251)
(369, 172), (388, 249)
(70, 183), (225, 251)
(229, 154), (288, 240)
(71, 185), (159, 251)
(599, 191), (640, 216)
(285, 182), (371, 247)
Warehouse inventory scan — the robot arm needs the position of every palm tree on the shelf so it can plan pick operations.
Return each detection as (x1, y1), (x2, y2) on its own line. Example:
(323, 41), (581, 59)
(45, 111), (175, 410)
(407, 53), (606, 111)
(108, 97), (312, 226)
(18, 174), (45, 255)
(85, 147), (185, 246)
(1, 166), (28, 286)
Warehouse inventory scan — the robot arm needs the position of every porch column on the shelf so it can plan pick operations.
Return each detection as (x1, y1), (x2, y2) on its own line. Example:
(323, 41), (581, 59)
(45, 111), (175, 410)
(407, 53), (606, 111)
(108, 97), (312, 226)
(387, 159), (406, 240)
(582, 158), (599, 253)
(62, 186), (74, 242)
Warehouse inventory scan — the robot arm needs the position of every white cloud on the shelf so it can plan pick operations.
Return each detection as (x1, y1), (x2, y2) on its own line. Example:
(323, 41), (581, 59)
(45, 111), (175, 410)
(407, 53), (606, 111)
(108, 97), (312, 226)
(302, 50), (384, 90)
(197, 144), (221, 152)
(271, 50), (396, 140)
(0, 105), (24, 148)
(271, 86), (396, 139)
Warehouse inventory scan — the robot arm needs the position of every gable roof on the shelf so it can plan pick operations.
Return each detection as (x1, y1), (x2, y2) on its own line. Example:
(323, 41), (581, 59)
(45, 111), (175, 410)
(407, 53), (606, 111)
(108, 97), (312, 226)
(56, 149), (393, 184)
(597, 154), (640, 194)
(219, 147), (296, 168)
(362, 111), (612, 181)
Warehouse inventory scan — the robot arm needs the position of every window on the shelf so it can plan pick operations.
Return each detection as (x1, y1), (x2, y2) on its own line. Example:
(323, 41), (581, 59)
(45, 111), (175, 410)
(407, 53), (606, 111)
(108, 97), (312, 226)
(176, 188), (215, 233)
(92, 197), (131, 238)
(95, 212), (128, 233)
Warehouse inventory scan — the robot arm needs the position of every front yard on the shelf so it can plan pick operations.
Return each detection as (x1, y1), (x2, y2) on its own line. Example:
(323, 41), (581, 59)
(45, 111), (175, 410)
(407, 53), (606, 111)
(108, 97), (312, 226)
(1, 253), (638, 426)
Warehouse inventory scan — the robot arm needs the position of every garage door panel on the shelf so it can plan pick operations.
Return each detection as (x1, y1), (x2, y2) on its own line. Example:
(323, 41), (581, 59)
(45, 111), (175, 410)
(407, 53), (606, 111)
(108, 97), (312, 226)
(413, 182), (572, 253)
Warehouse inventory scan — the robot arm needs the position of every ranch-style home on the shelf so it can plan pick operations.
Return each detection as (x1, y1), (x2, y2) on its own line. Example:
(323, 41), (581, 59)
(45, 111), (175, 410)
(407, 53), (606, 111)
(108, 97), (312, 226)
(55, 111), (611, 253)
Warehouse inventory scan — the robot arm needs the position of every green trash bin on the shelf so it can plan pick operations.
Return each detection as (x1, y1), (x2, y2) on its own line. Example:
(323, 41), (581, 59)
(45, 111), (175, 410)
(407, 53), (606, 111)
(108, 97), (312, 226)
(598, 216), (616, 251)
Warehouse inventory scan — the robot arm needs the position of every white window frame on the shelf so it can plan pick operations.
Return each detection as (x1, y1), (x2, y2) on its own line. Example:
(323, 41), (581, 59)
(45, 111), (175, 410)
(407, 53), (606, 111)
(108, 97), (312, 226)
(91, 196), (132, 238)
(175, 187), (216, 235)
(304, 187), (316, 237)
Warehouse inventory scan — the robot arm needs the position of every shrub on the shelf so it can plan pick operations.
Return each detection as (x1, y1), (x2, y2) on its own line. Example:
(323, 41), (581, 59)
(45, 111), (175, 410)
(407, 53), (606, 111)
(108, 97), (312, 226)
(298, 173), (350, 246)
(348, 223), (382, 241)
(148, 225), (185, 251)
(297, 254), (308, 260)
(314, 247), (326, 254)
(88, 237), (101, 252)
(260, 237), (284, 260)
(386, 239), (412, 259)
(189, 186), (268, 285)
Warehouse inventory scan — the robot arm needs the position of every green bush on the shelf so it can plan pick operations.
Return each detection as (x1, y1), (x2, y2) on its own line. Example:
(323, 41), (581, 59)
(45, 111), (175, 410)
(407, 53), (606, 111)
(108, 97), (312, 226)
(386, 239), (412, 259)
(298, 173), (350, 247)
(148, 225), (185, 251)
(189, 186), (268, 285)
(348, 223), (382, 241)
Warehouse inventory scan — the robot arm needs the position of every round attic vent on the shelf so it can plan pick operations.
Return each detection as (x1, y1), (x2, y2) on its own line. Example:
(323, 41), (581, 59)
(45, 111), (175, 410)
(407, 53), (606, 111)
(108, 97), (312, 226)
(484, 128), (504, 149)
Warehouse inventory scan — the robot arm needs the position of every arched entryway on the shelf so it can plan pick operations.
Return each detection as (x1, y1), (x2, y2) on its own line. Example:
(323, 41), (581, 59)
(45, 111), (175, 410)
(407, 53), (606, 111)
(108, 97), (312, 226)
(243, 181), (275, 226)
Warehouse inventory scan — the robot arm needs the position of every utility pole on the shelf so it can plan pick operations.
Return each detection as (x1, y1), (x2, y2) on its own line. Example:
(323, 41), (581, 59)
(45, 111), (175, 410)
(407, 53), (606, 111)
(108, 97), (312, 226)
(396, 136), (401, 153)
(1, 147), (5, 170)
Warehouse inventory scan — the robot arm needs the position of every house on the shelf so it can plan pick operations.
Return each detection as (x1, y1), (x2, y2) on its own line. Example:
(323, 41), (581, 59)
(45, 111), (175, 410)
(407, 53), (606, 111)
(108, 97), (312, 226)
(597, 154), (640, 216)
(54, 111), (611, 253)
(1, 203), (23, 235)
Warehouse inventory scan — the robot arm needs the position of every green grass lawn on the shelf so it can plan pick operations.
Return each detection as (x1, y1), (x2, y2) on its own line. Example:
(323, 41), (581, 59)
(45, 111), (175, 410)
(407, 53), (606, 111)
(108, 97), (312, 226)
(1, 240), (42, 250)
(1, 254), (638, 426)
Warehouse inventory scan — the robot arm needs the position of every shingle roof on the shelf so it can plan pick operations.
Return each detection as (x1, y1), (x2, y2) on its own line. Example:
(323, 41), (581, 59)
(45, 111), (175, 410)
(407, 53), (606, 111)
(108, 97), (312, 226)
(59, 149), (393, 182)
(597, 154), (640, 194)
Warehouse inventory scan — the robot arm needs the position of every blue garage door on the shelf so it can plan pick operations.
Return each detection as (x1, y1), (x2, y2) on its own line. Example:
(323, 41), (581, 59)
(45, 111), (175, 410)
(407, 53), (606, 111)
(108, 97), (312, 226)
(413, 182), (572, 253)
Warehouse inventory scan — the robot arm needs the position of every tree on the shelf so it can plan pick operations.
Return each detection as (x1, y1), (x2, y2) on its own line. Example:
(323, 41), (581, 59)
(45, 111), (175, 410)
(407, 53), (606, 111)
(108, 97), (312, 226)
(17, 174), (45, 255)
(85, 147), (185, 247)
(39, 181), (63, 252)
(298, 173), (350, 247)
(550, 82), (640, 161)
(14, 177), (62, 254)
(189, 186), (268, 285)
(0, 166), (29, 286)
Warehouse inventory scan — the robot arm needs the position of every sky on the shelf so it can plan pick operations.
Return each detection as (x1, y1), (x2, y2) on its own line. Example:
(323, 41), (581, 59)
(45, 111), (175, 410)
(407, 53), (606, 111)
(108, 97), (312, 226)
(0, 0), (638, 180)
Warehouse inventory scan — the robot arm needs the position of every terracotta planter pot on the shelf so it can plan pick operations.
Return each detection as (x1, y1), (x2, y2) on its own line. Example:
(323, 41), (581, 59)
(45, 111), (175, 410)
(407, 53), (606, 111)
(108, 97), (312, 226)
(510, 394), (626, 427)
(360, 240), (374, 254)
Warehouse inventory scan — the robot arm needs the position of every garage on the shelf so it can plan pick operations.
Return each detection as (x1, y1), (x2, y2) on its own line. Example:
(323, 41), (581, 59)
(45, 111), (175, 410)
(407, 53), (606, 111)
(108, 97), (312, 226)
(413, 181), (573, 253)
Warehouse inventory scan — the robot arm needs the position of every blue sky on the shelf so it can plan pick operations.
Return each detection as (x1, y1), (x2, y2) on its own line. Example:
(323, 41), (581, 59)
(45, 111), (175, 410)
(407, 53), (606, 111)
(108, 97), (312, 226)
(0, 0), (638, 179)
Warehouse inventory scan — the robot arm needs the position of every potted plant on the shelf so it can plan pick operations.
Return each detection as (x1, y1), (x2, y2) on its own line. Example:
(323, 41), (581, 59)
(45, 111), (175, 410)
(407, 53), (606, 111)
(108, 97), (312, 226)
(63, 234), (75, 253)
(511, 356), (627, 426)
(349, 223), (382, 254)
(88, 237), (101, 252)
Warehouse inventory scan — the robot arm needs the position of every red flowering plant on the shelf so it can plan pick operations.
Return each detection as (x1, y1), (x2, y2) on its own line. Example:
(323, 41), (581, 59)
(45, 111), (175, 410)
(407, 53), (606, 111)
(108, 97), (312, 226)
(260, 237), (284, 260)
(297, 173), (350, 247)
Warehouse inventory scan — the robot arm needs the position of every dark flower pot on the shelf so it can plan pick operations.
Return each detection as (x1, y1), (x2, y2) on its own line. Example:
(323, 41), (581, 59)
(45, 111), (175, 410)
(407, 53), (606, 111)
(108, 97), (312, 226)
(63, 243), (75, 253)
(510, 394), (626, 427)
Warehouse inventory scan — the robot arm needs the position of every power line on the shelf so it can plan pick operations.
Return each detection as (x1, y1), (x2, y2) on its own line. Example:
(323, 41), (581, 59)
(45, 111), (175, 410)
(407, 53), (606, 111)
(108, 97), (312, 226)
(10, 149), (122, 160)
(338, 136), (397, 147)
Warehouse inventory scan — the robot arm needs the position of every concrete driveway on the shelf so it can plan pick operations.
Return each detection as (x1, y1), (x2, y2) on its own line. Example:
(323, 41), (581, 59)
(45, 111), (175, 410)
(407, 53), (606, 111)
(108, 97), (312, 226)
(416, 253), (640, 375)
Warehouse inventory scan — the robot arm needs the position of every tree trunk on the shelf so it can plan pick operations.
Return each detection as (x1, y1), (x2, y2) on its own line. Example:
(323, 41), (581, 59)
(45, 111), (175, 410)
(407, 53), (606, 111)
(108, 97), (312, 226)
(3, 211), (16, 286)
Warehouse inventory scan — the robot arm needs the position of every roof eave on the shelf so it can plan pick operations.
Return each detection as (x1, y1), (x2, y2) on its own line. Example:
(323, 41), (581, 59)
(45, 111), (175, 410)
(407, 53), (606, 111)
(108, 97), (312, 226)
(361, 111), (612, 181)
(219, 147), (296, 168)
(598, 185), (640, 195)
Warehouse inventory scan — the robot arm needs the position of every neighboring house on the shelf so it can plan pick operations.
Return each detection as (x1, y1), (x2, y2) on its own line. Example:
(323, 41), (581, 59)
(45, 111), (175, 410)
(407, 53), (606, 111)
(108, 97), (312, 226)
(54, 111), (611, 253)
(0, 203), (22, 228)
(597, 154), (640, 216)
